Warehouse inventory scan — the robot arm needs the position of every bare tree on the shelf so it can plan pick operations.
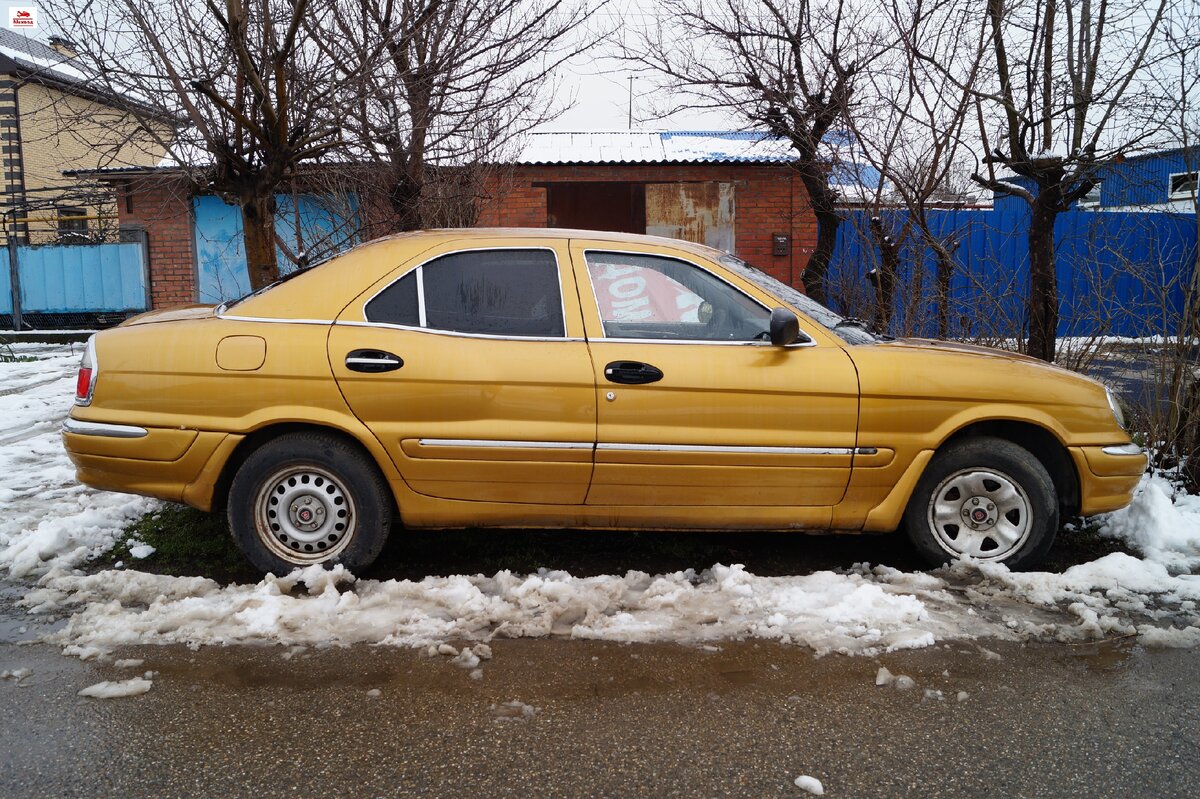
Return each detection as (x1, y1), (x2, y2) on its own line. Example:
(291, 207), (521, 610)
(961, 0), (1197, 361)
(312, 0), (599, 232)
(846, 0), (987, 336)
(45, 0), (346, 290)
(625, 0), (884, 304)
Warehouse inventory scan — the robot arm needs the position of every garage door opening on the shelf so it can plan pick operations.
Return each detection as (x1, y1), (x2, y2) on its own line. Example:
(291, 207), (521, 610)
(539, 181), (735, 252)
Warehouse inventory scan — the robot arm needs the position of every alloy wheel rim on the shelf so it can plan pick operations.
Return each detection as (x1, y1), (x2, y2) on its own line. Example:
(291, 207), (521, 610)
(254, 465), (355, 564)
(926, 467), (1032, 561)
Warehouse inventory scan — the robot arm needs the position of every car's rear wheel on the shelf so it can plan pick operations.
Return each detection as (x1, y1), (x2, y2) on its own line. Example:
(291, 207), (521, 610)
(903, 436), (1057, 569)
(228, 432), (391, 574)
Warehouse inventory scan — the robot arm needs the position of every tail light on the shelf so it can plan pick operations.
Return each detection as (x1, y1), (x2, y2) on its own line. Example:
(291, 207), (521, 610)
(75, 336), (97, 406)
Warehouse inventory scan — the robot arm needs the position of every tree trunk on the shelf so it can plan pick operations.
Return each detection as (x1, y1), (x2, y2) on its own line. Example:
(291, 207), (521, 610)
(803, 207), (841, 305)
(934, 247), (954, 340)
(241, 193), (280, 291)
(793, 164), (840, 305)
(1026, 200), (1059, 361)
(868, 216), (899, 331)
(390, 168), (424, 231)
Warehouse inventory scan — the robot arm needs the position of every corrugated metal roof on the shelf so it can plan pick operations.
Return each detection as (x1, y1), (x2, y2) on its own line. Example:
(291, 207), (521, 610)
(517, 131), (797, 165)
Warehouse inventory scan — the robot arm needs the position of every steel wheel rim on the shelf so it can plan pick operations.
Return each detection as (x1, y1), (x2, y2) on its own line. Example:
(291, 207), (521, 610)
(254, 465), (356, 564)
(926, 467), (1032, 562)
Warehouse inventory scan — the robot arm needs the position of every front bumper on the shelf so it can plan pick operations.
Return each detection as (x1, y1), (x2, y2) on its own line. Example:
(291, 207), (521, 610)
(1070, 444), (1148, 516)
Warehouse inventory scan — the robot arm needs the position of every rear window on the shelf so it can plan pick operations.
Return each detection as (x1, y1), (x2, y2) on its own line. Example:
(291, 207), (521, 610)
(366, 249), (565, 338)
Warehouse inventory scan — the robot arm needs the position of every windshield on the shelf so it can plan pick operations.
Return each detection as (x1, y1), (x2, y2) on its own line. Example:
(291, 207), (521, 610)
(717, 254), (879, 345)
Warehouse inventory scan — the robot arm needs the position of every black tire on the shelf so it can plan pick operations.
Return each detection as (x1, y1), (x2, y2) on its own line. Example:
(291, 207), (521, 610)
(903, 436), (1058, 570)
(227, 431), (392, 574)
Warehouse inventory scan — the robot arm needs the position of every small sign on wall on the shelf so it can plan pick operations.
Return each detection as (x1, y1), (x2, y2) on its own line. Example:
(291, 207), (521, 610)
(772, 233), (790, 257)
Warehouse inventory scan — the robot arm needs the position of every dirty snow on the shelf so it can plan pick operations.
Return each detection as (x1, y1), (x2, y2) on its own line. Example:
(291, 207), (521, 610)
(793, 775), (825, 795)
(0, 344), (159, 578)
(77, 677), (153, 699)
(3, 344), (1200, 657)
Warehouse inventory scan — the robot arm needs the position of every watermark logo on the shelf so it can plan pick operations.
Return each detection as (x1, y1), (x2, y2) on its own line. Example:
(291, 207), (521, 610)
(8, 6), (37, 29)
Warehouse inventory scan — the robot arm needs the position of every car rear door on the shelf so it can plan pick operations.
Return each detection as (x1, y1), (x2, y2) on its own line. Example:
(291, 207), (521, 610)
(329, 238), (596, 504)
(570, 239), (860, 510)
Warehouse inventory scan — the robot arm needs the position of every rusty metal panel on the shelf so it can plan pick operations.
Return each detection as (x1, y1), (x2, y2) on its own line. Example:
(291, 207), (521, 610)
(645, 182), (735, 253)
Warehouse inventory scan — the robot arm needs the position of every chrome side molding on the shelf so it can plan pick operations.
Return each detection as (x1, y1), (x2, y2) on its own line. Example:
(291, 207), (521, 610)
(63, 418), (149, 438)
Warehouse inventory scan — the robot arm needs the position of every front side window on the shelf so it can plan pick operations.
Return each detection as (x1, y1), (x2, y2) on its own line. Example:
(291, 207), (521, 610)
(584, 251), (771, 341)
(366, 249), (565, 338)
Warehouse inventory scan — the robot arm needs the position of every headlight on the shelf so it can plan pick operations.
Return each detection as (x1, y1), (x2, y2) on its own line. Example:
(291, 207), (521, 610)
(1106, 387), (1126, 431)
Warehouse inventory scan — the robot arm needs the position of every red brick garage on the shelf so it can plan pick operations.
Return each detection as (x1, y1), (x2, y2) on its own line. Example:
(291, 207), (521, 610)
(477, 132), (816, 289)
(81, 131), (815, 309)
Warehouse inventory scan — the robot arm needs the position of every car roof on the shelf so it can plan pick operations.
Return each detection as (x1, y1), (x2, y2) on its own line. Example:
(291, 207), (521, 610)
(224, 228), (726, 322)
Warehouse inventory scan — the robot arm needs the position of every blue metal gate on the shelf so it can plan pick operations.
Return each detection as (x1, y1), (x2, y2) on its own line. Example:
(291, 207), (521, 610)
(193, 194), (360, 303)
(2, 239), (149, 328)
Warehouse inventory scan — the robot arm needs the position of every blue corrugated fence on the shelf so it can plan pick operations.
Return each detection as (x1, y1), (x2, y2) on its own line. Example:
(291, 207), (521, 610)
(1, 241), (148, 317)
(828, 209), (1198, 337)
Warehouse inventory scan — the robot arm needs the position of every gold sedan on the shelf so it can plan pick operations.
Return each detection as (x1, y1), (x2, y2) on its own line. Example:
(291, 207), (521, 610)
(63, 229), (1146, 573)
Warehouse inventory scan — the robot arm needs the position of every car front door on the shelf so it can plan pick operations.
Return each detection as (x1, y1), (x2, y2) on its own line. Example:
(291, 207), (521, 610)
(329, 239), (596, 504)
(570, 241), (860, 511)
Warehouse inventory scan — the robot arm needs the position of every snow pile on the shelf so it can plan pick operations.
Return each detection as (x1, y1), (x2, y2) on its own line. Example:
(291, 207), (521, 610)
(1099, 474), (1200, 570)
(3, 345), (1200, 656)
(0, 345), (159, 578)
(27, 563), (975, 656)
(958, 552), (1200, 646)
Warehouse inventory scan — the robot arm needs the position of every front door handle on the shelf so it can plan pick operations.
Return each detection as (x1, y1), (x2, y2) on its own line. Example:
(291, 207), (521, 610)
(604, 361), (663, 385)
(345, 349), (403, 373)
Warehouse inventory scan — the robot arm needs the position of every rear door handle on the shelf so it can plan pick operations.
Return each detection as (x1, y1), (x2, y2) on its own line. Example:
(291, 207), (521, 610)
(604, 361), (664, 385)
(345, 349), (403, 373)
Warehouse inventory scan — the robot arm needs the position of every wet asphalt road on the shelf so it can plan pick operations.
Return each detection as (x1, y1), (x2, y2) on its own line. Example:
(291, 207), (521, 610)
(2, 635), (1198, 799)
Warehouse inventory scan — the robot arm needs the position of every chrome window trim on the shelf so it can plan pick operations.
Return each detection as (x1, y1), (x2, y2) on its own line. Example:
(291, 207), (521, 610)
(415, 265), (427, 327)
(591, 337), (814, 349)
(215, 311), (334, 325)
(417, 438), (592, 450)
(598, 443), (855, 455)
(362, 245), (569, 339)
(579, 247), (817, 348)
(334, 320), (585, 343)
(63, 418), (149, 438)
(1101, 443), (1144, 456)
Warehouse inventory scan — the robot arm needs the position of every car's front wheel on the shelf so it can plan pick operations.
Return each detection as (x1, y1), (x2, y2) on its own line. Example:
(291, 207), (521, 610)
(903, 436), (1058, 569)
(227, 431), (392, 574)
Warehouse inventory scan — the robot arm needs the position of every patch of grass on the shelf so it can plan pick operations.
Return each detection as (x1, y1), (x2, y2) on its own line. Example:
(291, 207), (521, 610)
(98, 503), (260, 584)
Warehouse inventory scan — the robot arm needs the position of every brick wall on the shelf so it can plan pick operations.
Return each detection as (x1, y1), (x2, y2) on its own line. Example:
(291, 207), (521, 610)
(115, 174), (197, 308)
(114, 161), (818, 309)
(478, 163), (816, 288)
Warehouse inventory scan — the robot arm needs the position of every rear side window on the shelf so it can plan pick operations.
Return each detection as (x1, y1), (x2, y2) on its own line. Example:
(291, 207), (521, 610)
(365, 249), (565, 337)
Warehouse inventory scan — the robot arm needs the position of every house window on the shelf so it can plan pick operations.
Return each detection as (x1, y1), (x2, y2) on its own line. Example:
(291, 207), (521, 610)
(1169, 171), (1198, 200)
(56, 206), (89, 242)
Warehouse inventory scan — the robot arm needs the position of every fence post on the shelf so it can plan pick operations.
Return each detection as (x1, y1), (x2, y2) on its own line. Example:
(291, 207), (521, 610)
(6, 210), (20, 331)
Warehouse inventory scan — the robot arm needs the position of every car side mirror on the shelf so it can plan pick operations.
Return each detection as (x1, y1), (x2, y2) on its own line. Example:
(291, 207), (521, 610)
(769, 307), (801, 346)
